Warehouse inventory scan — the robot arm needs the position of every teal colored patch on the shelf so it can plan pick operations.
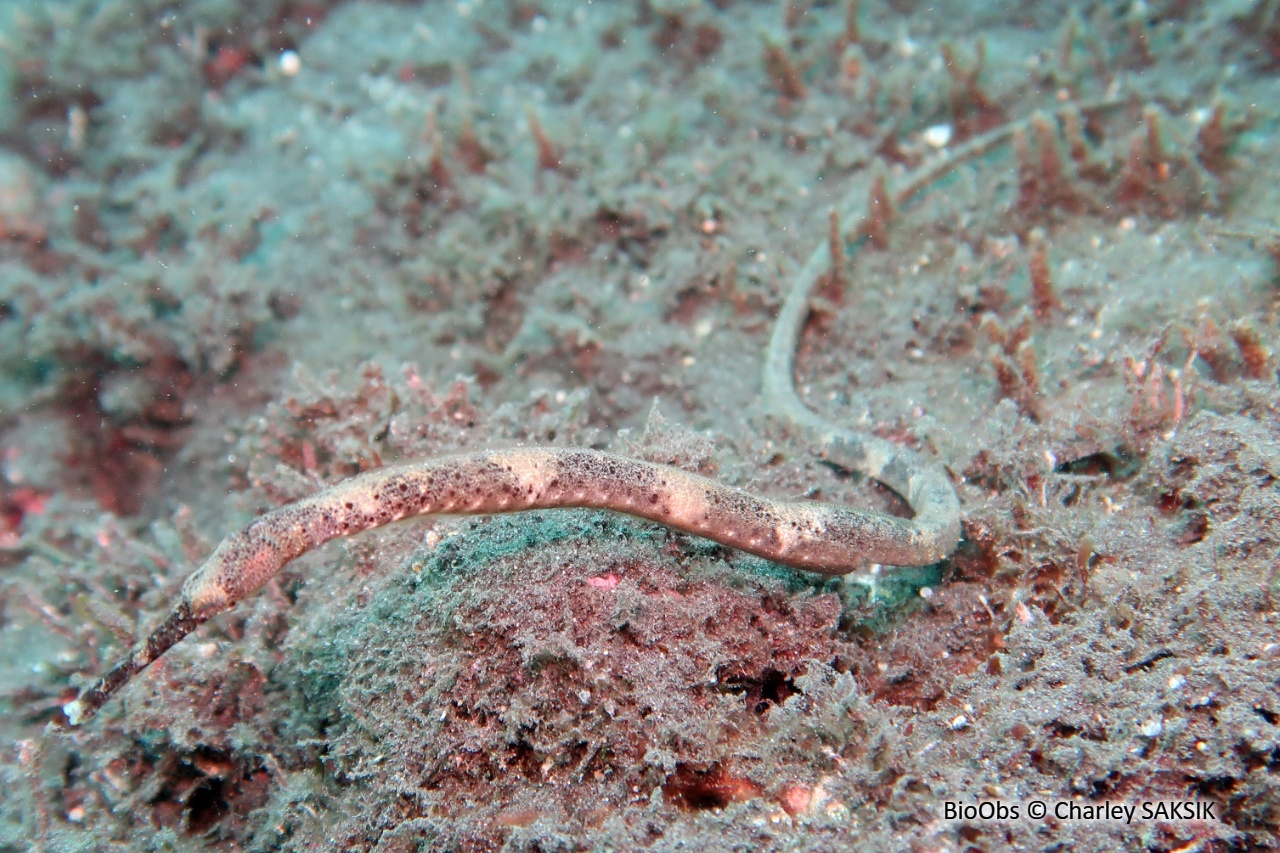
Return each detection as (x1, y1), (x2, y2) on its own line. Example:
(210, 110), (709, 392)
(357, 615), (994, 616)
(835, 562), (945, 633)
(722, 553), (827, 594)
(408, 509), (664, 588)
(15, 356), (56, 385)
(241, 217), (290, 266)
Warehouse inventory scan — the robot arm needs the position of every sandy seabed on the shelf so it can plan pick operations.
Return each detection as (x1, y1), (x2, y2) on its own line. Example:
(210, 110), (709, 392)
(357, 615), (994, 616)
(0, 1), (1278, 850)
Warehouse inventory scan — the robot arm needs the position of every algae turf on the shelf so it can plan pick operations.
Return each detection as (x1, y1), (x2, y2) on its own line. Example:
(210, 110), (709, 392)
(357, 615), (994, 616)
(267, 508), (863, 851)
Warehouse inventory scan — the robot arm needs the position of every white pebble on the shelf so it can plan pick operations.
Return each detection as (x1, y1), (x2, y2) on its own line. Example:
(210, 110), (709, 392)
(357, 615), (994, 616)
(922, 124), (952, 148)
(279, 50), (301, 77)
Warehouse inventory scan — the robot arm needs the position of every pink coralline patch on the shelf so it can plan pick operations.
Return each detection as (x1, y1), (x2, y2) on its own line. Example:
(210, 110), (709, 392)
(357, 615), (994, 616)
(780, 784), (813, 817)
(1, 487), (47, 546)
(300, 440), (318, 474)
(586, 573), (620, 590)
(204, 43), (255, 89)
(12, 488), (46, 517)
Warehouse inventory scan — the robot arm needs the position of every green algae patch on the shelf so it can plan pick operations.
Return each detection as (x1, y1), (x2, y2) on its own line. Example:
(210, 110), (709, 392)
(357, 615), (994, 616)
(408, 509), (667, 586)
(835, 562), (946, 634)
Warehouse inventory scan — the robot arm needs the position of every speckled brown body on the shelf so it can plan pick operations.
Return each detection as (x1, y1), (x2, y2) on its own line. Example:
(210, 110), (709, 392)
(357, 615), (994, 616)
(65, 444), (957, 726)
(185, 447), (952, 620)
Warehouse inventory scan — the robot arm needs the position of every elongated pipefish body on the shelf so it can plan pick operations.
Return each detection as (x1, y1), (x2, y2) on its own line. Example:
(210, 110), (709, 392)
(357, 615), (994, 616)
(64, 444), (957, 725)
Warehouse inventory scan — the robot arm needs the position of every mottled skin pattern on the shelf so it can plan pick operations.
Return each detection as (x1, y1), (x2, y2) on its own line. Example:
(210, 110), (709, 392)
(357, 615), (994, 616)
(66, 101), (1121, 726)
(64, 446), (957, 725)
(192, 447), (955, 613)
